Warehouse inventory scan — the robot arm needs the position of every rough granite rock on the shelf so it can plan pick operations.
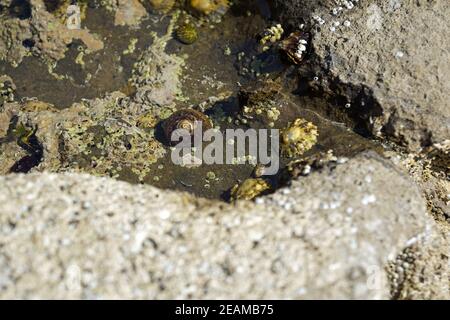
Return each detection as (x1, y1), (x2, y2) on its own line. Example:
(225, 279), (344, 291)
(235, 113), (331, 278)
(0, 0), (104, 65)
(0, 154), (446, 299)
(114, 0), (148, 27)
(273, 0), (450, 152)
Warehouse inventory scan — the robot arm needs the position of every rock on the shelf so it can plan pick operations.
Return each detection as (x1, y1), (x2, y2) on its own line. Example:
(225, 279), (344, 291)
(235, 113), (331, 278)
(271, 0), (323, 26)
(0, 17), (185, 179)
(386, 223), (449, 299)
(385, 149), (450, 222)
(0, 153), (445, 299)
(260, 152), (448, 299)
(273, 0), (450, 152)
(114, 0), (148, 27)
(0, 0), (104, 65)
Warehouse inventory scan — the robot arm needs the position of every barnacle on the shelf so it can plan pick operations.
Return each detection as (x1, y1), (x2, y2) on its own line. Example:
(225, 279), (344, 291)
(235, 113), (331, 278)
(281, 118), (318, 158)
(258, 24), (284, 51)
(286, 150), (338, 179)
(45, 0), (89, 25)
(280, 31), (310, 65)
(0, 77), (16, 104)
(176, 23), (198, 45)
(163, 109), (213, 145)
(230, 178), (271, 201)
(237, 80), (283, 127)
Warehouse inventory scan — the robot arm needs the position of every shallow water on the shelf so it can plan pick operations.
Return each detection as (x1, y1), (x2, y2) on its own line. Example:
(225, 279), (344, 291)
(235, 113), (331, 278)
(0, 1), (382, 200)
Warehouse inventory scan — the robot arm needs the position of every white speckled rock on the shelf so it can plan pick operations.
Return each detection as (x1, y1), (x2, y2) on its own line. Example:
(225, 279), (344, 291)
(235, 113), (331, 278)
(273, 0), (450, 152)
(0, 154), (445, 299)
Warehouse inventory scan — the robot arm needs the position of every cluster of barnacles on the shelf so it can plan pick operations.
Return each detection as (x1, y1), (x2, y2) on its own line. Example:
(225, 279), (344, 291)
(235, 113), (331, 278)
(259, 24), (284, 51)
(258, 24), (310, 65)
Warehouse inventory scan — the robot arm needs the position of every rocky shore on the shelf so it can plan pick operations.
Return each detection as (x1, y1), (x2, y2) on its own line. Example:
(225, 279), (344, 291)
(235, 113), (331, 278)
(0, 0), (448, 299)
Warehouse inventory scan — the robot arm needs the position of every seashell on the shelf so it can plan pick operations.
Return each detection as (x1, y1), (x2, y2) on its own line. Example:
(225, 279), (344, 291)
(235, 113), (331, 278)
(163, 109), (213, 145)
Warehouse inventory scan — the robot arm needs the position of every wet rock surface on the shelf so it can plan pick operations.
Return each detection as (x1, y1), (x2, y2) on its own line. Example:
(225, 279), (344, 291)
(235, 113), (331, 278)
(273, 0), (450, 152)
(0, 153), (447, 299)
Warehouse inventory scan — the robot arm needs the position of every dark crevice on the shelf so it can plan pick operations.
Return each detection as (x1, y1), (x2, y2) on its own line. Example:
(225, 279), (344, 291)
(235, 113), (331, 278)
(22, 38), (35, 48)
(8, 120), (44, 173)
(43, 0), (68, 13)
(8, 0), (31, 20)
(300, 67), (383, 139)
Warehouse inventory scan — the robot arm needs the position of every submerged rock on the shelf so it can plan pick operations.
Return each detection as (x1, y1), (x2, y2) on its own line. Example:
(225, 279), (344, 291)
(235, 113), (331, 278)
(0, 14), (187, 181)
(114, 0), (148, 26)
(0, 0), (104, 66)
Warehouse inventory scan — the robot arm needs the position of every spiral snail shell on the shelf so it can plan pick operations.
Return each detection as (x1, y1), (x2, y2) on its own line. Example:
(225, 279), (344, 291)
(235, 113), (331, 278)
(163, 109), (213, 145)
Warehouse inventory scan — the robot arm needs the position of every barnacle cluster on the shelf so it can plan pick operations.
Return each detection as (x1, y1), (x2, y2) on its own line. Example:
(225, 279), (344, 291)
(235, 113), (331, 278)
(237, 80), (283, 127)
(240, 103), (280, 127)
(280, 31), (310, 65)
(286, 150), (338, 179)
(259, 24), (284, 51)
(123, 38), (138, 55)
(281, 118), (318, 158)
(45, 0), (89, 25)
(230, 178), (271, 201)
(0, 76), (15, 106)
